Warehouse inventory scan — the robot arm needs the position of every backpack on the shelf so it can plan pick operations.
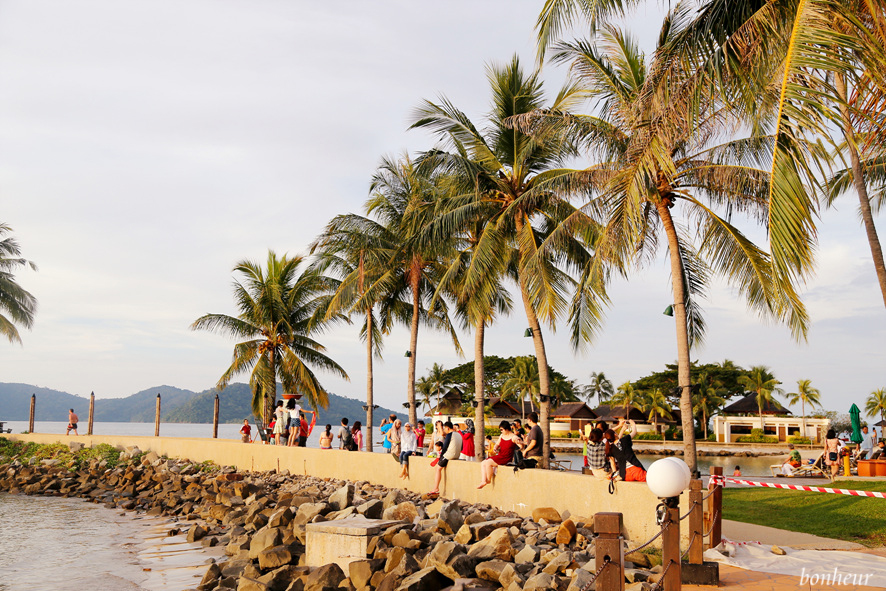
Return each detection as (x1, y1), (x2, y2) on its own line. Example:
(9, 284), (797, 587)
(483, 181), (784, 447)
(513, 447), (527, 472)
(343, 429), (358, 451)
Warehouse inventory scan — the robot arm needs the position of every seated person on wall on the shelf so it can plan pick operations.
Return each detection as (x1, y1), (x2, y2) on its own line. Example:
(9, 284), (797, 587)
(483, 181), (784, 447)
(872, 440), (886, 460)
(477, 420), (524, 489)
(857, 425), (874, 460)
(430, 421), (462, 495)
(399, 422), (418, 480)
(607, 418), (647, 482)
(586, 428), (610, 479)
(781, 443), (803, 475)
(523, 412), (544, 466)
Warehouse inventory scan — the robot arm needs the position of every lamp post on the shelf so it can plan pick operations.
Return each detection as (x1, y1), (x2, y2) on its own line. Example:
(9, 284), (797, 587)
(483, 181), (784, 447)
(646, 457), (691, 591)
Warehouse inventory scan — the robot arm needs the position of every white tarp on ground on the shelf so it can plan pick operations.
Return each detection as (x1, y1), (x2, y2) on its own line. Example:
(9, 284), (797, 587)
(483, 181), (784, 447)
(704, 539), (886, 588)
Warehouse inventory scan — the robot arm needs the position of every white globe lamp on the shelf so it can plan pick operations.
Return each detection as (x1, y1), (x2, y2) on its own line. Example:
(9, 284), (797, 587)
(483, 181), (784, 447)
(646, 458), (692, 499)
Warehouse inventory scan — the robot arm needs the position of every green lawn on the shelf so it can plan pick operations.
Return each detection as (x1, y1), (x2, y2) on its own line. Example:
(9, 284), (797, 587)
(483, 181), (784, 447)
(723, 481), (886, 547)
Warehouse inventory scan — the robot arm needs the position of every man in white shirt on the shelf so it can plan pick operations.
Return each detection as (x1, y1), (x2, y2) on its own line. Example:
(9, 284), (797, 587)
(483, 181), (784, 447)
(858, 425), (875, 459)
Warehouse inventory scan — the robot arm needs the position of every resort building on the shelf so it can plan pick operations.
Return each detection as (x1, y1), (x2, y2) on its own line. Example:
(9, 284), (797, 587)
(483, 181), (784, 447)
(711, 394), (829, 443)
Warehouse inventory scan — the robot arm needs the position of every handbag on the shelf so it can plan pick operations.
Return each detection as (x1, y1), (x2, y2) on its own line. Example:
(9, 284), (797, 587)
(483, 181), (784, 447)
(828, 451), (838, 462)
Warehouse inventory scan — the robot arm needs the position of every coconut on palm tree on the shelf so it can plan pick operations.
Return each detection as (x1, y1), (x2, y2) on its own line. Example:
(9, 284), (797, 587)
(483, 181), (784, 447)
(787, 379), (822, 440)
(866, 388), (886, 425)
(737, 366), (783, 432)
(411, 56), (607, 467)
(0, 223), (38, 344)
(191, 251), (349, 422)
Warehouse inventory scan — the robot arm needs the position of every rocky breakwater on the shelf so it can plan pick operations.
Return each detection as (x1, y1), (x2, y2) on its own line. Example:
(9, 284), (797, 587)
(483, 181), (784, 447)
(0, 443), (666, 591)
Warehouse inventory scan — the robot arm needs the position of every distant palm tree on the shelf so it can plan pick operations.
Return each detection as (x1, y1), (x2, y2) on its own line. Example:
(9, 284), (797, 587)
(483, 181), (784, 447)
(0, 223), (38, 344)
(643, 388), (673, 437)
(693, 371), (726, 440)
(866, 388), (886, 425)
(787, 379), (822, 440)
(610, 382), (644, 421)
(425, 362), (454, 412)
(416, 376), (435, 413)
(501, 357), (541, 421)
(586, 372), (614, 404)
(191, 251), (348, 423)
(737, 366), (783, 432)
(551, 375), (579, 405)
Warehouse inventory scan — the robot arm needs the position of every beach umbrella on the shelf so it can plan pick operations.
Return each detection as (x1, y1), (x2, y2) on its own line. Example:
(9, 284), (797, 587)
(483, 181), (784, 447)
(849, 403), (864, 444)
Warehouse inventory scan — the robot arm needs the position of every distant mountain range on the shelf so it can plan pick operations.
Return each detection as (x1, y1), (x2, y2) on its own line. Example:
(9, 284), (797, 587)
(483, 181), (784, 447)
(0, 382), (406, 426)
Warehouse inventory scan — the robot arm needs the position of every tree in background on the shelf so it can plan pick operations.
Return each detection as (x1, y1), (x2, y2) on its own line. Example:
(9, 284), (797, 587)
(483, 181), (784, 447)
(693, 370), (727, 440)
(737, 366), (783, 432)
(424, 362), (455, 412)
(866, 388), (886, 425)
(787, 379), (822, 440)
(610, 382), (644, 419)
(584, 371), (614, 404)
(643, 388), (673, 437)
(501, 356), (541, 420)
(0, 223), (37, 345)
(191, 251), (348, 423)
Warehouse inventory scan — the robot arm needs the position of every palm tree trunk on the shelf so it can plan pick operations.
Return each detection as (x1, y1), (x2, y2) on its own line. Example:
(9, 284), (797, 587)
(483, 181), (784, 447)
(801, 399), (806, 441)
(836, 74), (886, 309)
(474, 320), (486, 460)
(656, 201), (698, 473)
(366, 309), (375, 452)
(703, 409), (708, 440)
(519, 281), (551, 469)
(265, 349), (276, 426)
(759, 400), (765, 431)
(407, 272), (420, 426)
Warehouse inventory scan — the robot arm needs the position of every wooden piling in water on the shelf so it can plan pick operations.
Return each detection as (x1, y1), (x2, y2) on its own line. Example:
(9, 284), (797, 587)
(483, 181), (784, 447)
(88, 392), (95, 436)
(154, 393), (161, 437)
(28, 394), (35, 433)
(213, 394), (220, 439)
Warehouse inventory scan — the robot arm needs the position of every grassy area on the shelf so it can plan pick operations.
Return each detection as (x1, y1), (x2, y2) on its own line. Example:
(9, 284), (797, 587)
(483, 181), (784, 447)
(0, 437), (123, 469)
(723, 480), (886, 547)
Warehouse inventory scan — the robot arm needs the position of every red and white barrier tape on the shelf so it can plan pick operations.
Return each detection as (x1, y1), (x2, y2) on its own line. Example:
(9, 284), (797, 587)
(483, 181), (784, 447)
(709, 475), (886, 498)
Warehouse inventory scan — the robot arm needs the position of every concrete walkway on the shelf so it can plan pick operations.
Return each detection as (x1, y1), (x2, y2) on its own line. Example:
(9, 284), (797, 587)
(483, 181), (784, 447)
(722, 519), (866, 550)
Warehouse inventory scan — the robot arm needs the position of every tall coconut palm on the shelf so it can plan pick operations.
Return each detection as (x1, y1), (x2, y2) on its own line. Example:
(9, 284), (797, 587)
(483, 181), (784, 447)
(191, 251), (349, 422)
(737, 366), (783, 432)
(787, 379), (822, 439)
(310, 213), (409, 451)
(416, 376), (435, 413)
(866, 388), (886, 425)
(586, 371), (614, 404)
(0, 224), (38, 344)
(425, 362), (454, 411)
(357, 155), (463, 426)
(501, 357), (541, 421)
(516, 21), (808, 472)
(428, 210), (513, 459)
(410, 55), (608, 467)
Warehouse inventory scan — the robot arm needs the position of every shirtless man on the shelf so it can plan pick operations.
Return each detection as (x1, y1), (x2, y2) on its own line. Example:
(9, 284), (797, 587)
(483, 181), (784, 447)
(66, 409), (79, 435)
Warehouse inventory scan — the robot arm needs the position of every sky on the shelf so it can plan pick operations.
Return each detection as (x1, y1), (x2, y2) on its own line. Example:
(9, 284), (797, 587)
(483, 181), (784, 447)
(0, 1), (884, 418)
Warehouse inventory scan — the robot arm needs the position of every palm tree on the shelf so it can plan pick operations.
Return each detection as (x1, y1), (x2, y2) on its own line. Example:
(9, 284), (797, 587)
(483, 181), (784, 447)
(693, 371), (726, 440)
(357, 155), (463, 426)
(191, 251), (349, 422)
(517, 22), (807, 473)
(787, 379), (822, 440)
(610, 382), (644, 420)
(586, 371), (614, 404)
(551, 375), (579, 405)
(737, 366), (783, 432)
(416, 376), (435, 413)
(501, 357), (541, 421)
(866, 388), (886, 425)
(310, 212), (407, 451)
(0, 224), (38, 344)
(425, 362), (454, 411)
(643, 388), (673, 437)
(411, 56), (607, 467)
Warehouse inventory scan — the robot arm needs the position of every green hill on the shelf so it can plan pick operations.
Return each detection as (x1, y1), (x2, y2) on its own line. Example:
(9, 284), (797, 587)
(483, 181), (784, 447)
(0, 382), (405, 427)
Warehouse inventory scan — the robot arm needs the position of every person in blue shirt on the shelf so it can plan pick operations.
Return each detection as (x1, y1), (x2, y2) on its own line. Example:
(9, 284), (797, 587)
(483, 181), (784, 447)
(381, 413), (397, 451)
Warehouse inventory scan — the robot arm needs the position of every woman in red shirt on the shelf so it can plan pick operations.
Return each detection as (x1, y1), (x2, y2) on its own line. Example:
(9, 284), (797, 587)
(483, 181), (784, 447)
(477, 421), (523, 489)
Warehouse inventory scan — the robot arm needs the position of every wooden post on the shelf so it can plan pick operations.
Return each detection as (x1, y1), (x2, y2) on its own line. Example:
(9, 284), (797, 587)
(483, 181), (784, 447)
(87, 392), (95, 436)
(708, 466), (723, 548)
(28, 394), (35, 433)
(213, 394), (220, 439)
(594, 512), (624, 591)
(662, 502), (682, 591)
(688, 479), (703, 564)
(154, 393), (161, 437)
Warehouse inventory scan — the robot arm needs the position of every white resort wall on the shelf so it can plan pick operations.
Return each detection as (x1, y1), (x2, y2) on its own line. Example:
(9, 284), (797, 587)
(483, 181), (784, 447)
(8, 433), (690, 546)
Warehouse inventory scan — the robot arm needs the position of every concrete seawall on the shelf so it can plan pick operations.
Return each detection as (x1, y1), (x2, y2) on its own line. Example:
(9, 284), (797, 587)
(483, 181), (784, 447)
(8, 433), (690, 546)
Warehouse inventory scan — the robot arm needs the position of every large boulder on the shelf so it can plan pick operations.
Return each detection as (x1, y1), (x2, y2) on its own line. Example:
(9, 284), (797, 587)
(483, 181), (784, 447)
(467, 528), (513, 561)
(383, 489), (404, 509)
(426, 542), (477, 580)
(257, 545), (293, 570)
(350, 559), (385, 589)
(556, 519), (577, 546)
(293, 502), (328, 526)
(304, 563), (345, 591)
(383, 501), (419, 523)
(395, 567), (453, 591)
(329, 484), (355, 512)
(469, 518), (522, 540)
(439, 501), (464, 533)
(356, 499), (384, 519)
(532, 507), (562, 523)
(475, 560), (509, 583)
(249, 527), (285, 559)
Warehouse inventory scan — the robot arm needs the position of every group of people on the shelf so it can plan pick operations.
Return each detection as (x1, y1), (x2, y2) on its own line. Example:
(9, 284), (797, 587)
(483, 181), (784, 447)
(580, 417), (648, 482)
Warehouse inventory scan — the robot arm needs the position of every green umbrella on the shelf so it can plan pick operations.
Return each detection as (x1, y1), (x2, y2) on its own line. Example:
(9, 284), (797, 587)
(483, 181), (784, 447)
(850, 403), (864, 444)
